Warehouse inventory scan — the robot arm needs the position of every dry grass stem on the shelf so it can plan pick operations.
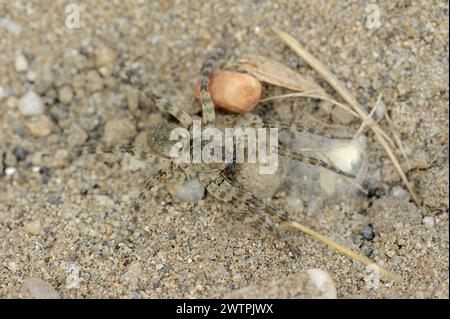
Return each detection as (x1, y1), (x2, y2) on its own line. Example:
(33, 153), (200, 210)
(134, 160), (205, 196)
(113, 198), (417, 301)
(287, 220), (401, 281)
(272, 27), (420, 205)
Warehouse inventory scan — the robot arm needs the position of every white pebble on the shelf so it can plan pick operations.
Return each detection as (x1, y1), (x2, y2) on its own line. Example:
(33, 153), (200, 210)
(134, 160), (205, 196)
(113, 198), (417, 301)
(95, 195), (115, 208)
(32, 166), (41, 173)
(8, 261), (18, 272)
(20, 278), (60, 299)
(306, 268), (337, 299)
(18, 90), (44, 116)
(58, 85), (74, 105)
(327, 139), (364, 174)
(287, 197), (304, 212)
(169, 178), (205, 203)
(26, 70), (37, 82)
(422, 216), (434, 227)
(26, 115), (54, 137)
(122, 153), (147, 171)
(319, 136), (367, 195)
(24, 220), (42, 235)
(5, 167), (16, 176)
(0, 85), (5, 101)
(95, 46), (118, 68)
(0, 18), (22, 36)
(15, 54), (28, 72)
(390, 185), (411, 202)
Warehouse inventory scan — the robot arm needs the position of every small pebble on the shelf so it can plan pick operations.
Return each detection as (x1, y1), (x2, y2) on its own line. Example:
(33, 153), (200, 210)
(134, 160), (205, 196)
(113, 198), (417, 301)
(331, 105), (354, 124)
(194, 69), (262, 113)
(361, 225), (375, 240)
(26, 70), (37, 82)
(327, 139), (364, 174)
(390, 185), (410, 202)
(58, 85), (74, 104)
(20, 278), (60, 299)
(422, 216), (435, 227)
(26, 115), (53, 137)
(86, 70), (104, 92)
(0, 85), (5, 101)
(287, 197), (304, 212)
(386, 250), (396, 258)
(18, 90), (44, 116)
(162, 264), (172, 273)
(24, 220), (42, 235)
(127, 86), (140, 115)
(0, 17), (22, 36)
(6, 96), (17, 109)
(397, 83), (408, 95)
(122, 153), (147, 171)
(103, 118), (137, 144)
(306, 269), (337, 299)
(95, 45), (118, 68)
(95, 195), (115, 208)
(15, 54), (28, 72)
(66, 123), (88, 147)
(53, 149), (70, 167)
(12, 146), (29, 162)
(5, 167), (16, 176)
(168, 178), (205, 203)
(8, 261), (18, 272)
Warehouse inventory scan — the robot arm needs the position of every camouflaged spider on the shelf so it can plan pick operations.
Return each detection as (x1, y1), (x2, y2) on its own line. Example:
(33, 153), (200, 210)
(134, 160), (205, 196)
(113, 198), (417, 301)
(76, 56), (355, 250)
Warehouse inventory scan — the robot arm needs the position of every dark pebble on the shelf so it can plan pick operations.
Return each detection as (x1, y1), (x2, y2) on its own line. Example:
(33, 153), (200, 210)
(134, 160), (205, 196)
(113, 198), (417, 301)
(162, 264), (172, 273)
(39, 166), (51, 183)
(12, 146), (29, 161)
(361, 225), (375, 240)
(167, 231), (177, 240)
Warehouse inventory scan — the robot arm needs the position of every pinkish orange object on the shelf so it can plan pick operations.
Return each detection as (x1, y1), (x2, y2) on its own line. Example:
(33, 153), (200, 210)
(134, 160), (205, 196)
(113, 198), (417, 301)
(194, 69), (262, 113)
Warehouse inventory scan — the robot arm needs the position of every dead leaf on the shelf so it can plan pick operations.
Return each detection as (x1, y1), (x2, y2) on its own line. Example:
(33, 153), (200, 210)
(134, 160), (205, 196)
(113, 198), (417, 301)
(238, 55), (328, 96)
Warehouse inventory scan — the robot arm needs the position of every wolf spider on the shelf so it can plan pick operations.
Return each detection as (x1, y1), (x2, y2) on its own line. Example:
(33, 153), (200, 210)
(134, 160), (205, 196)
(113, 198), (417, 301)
(76, 55), (355, 252)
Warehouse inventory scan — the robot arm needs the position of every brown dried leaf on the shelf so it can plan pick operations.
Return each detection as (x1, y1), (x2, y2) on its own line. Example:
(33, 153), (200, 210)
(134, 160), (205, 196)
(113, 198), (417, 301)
(238, 55), (328, 96)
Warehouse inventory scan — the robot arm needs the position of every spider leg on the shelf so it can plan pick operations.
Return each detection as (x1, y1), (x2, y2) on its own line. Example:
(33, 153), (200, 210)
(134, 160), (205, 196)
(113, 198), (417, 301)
(74, 144), (172, 170)
(200, 54), (216, 127)
(124, 70), (193, 128)
(165, 170), (190, 184)
(248, 120), (352, 140)
(277, 144), (355, 179)
(199, 171), (301, 256)
(199, 171), (289, 221)
(131, 170), (166, 225)
(133, 168), (193, 227)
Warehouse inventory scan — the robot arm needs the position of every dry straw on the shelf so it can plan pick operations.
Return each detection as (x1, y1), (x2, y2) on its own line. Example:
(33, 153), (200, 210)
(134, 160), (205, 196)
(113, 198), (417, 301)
(272, 27), (419, 206)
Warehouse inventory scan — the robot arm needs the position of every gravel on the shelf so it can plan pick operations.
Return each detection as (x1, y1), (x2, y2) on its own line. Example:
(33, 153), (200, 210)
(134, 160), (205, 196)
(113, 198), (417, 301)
(20, 278), (60, 299)
(58, 85), (74, 105)
(26, 115), (53, 137)
(14, 54), (28, 72)
(0, 1), (447, 299)
(102, 118), (137, 145)
(18, 90), (44, 116)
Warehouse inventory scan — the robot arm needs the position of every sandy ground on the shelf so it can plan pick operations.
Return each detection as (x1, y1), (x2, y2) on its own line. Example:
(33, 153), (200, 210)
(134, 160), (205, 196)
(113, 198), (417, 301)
(0, 1), (448, 298)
